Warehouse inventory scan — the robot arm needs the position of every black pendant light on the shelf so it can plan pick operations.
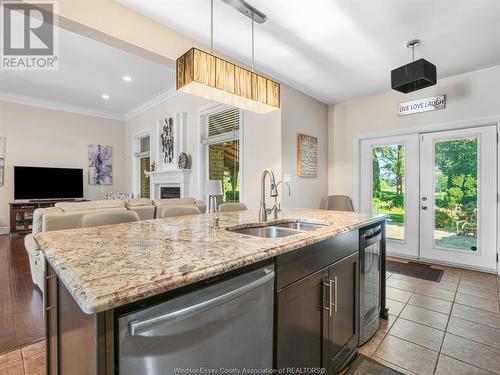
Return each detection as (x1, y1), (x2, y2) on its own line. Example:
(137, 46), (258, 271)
(391, 39), (437, 94)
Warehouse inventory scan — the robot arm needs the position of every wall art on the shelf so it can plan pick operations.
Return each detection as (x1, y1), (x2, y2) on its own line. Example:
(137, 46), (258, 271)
(297, 133), (318, 178)
(88, 144), (113, 185)
(160, 117), (175, 165)
(158, 112), (187, 170)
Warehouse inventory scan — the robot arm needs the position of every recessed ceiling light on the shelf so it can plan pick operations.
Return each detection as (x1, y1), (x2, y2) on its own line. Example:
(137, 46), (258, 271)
(123, 75), (132, 82)
(101, 94), (110, 100)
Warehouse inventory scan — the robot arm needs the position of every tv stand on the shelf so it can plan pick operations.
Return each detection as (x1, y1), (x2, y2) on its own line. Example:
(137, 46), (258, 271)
(9, 199), (88, 238)
(29, 198), (82, 203)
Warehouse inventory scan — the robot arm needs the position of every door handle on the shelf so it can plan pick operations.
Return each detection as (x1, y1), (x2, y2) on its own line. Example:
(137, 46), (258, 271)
(332, 276), (338, 313)
(421, 206), (427, 210)
(129, 270), (274, 336)
(323, 281), (332, 317)
(323, 277), (338, 316)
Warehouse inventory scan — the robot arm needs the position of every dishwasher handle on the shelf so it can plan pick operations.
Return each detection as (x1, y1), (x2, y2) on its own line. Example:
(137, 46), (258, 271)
(129, 270), (275, 336)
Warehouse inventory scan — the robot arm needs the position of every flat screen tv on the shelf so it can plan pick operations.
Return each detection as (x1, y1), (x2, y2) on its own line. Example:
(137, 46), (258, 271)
(14, 166), (84, 201)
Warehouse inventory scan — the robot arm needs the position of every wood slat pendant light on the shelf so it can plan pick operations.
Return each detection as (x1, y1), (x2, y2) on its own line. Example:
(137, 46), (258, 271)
(177, 48), (280, 113)
(176, 0), (280, 114)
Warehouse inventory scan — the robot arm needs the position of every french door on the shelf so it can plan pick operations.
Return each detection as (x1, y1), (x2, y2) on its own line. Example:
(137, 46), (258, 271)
(360, 135), (420, 258)
(419, 127), (497, 270)
(360, 125), (497, 271)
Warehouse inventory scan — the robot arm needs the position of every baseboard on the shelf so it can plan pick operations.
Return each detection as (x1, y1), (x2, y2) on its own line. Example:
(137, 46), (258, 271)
(0, 227), (10, 235)
(387, 251), (498, 274)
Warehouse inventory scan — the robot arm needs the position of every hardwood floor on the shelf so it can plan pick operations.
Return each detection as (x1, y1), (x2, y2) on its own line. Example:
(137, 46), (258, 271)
(0, 235), (44, 354)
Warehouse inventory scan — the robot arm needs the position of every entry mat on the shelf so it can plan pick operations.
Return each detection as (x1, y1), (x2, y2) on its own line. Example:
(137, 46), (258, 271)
(344, 354), (405, 375)
(386, 260), (444, 282)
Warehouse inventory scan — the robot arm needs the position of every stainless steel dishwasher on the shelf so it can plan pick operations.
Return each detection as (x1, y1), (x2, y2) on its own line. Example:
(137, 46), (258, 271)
(118, 265), (275, 374)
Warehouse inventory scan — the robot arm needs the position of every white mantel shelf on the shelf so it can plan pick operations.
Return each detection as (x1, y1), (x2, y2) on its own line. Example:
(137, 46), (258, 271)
(148, 169), (191, 199)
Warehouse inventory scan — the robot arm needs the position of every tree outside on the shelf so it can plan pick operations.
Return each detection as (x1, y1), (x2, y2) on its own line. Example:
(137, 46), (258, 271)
(371, 139), (478, 250)
(434, 138), (478, 251)
(372, 145), (405, 240)
(209, 140), (240, 207)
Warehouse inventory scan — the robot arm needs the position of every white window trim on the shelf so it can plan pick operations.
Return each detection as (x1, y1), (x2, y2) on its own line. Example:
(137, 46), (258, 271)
(132, 129), (151, 198)
(198, 103), (244, 205)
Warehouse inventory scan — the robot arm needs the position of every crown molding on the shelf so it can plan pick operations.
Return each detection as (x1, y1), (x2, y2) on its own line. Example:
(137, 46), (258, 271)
(0, 85), (182, 123)
(123, 85), (179, 121)
(0, 91), (125, 121)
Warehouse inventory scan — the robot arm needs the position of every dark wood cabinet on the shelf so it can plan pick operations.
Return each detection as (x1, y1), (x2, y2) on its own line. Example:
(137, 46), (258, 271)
(276, 267), (329, 369)
(276, 232), (360, 374)
(325, 252), (359, 372)
(45, 262), (114, 375)
(9, 199), (89, 238)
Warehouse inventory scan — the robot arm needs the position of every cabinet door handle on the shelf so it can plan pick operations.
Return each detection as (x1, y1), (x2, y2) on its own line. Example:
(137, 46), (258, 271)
(332, 276), (338, 313)
(323, 281), (332, 317)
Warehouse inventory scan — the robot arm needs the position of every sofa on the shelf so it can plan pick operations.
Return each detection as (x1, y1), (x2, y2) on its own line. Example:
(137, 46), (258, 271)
(25, 197), (206, 294)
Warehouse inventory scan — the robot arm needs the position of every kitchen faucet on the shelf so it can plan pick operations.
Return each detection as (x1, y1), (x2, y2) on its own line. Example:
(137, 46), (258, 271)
(259, 169), (278, 222)
(274, 181), (292, 218)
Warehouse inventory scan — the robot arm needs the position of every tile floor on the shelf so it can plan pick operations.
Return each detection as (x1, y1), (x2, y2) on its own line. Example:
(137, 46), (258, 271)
(0, 340), (45, 375)
(360, 261), (500, 375)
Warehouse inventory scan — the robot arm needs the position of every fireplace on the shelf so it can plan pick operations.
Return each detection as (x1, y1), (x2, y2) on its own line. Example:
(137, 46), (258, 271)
(160, 186), (181, 199)
(148, 169), (191, 199)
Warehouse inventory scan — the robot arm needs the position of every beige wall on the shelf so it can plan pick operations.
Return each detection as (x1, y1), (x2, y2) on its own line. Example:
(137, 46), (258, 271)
(329, 64), (500, 199)
(242, 108), (282, 209)
(281, 85), (328, 209)
(124, 92), (283, 210)
(0, 101), (126, 229)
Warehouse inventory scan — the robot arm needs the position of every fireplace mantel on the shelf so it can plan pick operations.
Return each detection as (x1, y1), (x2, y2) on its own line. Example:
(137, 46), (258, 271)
(148, 169), (191, 199)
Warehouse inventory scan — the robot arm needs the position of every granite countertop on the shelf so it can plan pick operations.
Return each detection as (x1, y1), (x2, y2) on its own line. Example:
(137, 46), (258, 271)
(35, 209), (386, 314)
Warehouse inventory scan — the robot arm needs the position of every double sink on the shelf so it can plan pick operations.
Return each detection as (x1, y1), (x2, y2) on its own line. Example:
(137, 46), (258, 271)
(227, 220), (328, 238)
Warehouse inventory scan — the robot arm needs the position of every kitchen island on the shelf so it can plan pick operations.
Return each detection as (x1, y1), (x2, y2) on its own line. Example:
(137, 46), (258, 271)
(36, 209), (387, 375)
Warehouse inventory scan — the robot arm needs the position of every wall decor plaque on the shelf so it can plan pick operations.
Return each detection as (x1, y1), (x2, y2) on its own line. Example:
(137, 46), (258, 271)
(297, 133), (318, 178)
(398, 95), (446, 116)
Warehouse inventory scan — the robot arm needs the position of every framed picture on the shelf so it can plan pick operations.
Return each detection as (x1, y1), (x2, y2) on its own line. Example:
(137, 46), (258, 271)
(297, 133), (318, 178)
(88, 144), (113, 185)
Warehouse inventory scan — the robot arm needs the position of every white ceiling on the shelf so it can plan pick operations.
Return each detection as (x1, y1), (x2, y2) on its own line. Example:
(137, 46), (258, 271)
(0, 24), (175, 119)
(119, 0), (500, 104)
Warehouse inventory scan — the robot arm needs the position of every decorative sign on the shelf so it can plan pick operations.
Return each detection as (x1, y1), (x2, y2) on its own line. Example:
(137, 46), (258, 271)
(398, 95), (446, 116)
(297, 134), (318, 178)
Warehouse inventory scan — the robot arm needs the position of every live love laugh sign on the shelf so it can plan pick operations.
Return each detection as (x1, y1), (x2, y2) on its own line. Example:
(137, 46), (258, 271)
(398, 95), (446, 116)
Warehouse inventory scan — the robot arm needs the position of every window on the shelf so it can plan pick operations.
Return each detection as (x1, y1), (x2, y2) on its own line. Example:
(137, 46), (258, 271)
(371, 144), (405, 241)
(201, 107), (241, 207)
(134, 134), (150, 198)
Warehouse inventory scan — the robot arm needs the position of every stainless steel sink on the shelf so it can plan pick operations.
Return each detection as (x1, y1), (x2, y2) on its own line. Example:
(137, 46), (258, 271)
(273, 221), (328, 231)
(227, 220), (328, 238)
(228, 226), (302, 238)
